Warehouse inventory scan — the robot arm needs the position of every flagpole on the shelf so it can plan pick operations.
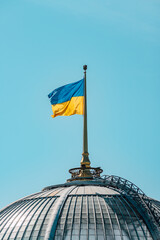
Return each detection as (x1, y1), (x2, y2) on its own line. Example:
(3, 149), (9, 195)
(81, 65), (91, 168)
(68, 65), (103, 181)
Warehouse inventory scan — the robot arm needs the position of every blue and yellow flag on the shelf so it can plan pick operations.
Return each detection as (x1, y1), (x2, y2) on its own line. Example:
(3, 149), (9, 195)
(48, 79), (84, 118)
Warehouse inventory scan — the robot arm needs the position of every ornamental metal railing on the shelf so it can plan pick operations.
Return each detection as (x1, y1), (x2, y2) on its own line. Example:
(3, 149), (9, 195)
(100, 175), (145, 196)
(100, 175), (160, 229)
(68, 167), (103, 180)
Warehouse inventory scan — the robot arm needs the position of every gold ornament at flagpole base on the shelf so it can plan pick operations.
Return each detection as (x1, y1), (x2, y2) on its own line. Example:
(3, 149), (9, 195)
(68, 167), (103, 181)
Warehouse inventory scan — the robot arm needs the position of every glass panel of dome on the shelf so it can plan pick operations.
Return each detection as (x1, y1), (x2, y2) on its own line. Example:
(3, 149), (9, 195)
(89, 218), (94, 224)
(80, 235), (87, 240)
(24, 199), (54, 238)
(0, 207), (14, 224)
(17, 200), (47, 232)
(89, 236), (96, 240)
(72, 236), (79, 240)
(1, 202), (25, 228)
(74, 218), (79, 224)
(1, 201), (37, 239)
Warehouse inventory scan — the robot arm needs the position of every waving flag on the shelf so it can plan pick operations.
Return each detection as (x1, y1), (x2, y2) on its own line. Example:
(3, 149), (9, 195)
(48, 79), (84, 118)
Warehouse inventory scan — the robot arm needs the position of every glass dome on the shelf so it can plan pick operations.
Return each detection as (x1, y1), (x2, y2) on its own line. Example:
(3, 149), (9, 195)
(0, 176), (160, 240)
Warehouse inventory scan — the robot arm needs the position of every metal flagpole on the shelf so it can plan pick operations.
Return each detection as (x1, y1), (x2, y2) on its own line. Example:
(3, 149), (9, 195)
(81, 65), (91, 168)
(68, 65), (103, 181)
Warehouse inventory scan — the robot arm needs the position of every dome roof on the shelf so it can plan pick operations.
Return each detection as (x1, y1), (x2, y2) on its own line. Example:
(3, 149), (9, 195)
(0, 176), (160, 240)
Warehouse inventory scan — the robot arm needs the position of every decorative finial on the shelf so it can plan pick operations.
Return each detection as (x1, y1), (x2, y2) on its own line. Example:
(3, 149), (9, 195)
(83, 65), (87, 71)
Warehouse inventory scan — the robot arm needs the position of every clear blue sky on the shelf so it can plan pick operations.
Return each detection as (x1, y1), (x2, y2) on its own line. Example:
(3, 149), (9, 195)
(0, 0), (160, 209)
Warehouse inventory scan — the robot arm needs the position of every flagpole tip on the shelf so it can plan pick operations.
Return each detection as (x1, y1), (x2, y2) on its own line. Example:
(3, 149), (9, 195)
(83, 65), (87, 71)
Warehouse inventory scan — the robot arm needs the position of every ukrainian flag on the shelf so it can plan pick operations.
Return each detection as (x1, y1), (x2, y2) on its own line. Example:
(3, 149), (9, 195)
(48, 79), (84, 118)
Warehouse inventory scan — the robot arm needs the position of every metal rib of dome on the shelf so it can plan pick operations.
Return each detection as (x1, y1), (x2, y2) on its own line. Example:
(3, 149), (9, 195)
(0, 176), (160, 240)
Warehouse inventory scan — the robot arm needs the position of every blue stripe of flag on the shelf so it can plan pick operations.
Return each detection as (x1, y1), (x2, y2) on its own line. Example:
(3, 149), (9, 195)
(48, 79), (84, 105)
